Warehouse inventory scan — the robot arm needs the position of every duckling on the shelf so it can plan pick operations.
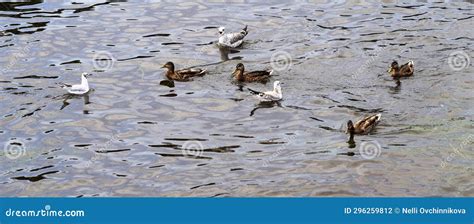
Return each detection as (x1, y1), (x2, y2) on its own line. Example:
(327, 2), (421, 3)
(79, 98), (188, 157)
(232, 63), (272, 83)
(161, 61), (206, 81)
(346, 114), (381, 135)
(388, 60), (414, 78)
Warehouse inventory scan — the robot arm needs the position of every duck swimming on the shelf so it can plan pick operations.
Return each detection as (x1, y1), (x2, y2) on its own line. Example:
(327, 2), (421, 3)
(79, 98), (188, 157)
(232, 63), (273, 83)
(388, 60), (414, 78)
(161, 61), (206, 82)
(346, 114), (381, 135)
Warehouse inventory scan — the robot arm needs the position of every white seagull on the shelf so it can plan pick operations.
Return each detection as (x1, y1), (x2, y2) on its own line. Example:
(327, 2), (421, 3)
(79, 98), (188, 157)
(59, 72), (91, 95)
(248, 81), (283, 102)
(218, 25), (248, 48)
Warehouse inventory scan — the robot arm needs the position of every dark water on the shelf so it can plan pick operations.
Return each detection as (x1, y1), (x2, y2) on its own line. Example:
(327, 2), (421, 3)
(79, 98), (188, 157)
(0, 0), (473, 197)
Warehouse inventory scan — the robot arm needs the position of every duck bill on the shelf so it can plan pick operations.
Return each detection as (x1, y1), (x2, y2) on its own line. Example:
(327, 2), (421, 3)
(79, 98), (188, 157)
(387, 67), (393, 73)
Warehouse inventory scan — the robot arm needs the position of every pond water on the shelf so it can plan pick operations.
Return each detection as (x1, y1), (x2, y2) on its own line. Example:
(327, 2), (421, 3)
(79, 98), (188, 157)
(0, 0), (473, 197)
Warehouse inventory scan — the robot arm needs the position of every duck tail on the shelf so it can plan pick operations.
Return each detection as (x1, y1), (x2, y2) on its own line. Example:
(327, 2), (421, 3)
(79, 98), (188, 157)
(243, 25), (248, 32)
(268, 69), (274, 76)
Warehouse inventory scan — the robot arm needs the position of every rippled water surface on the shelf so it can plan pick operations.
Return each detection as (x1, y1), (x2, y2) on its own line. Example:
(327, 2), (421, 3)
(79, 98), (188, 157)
(0, 0), (473, 197)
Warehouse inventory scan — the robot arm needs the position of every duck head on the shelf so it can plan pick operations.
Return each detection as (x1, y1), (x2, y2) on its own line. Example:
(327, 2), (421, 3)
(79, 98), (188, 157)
(162, 61), (175, 72)
(388, 61), (399, 74)
(346, 120), (355, 134)
(232, 63), (245, 80)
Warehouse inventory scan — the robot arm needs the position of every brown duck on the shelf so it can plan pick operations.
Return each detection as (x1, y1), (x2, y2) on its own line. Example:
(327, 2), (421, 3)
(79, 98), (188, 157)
(162, 61), (206, 81)
(232, 63), (273, 83)
(388, 60), (414, 78)
(346, 114), (381, 135)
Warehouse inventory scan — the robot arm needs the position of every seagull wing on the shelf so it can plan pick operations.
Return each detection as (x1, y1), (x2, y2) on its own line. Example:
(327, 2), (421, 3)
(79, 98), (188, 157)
(219, 29), (248, 47)
(259, 91), (281, 101)
(247, 88), (263, 95)
(67, 84), (89, 95)
(248, 87), (281, 101)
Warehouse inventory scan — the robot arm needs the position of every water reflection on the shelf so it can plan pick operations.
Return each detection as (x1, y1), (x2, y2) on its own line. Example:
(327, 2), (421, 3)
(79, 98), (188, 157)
(389, 79), (402, 93)
(347, 133), (356, 149)
(58, 92), (91, 113)
(0, 0), (472, 197)
(0, 1), (44, 12)
(218, 47), (242, 61)
(250, 101), (282, 117)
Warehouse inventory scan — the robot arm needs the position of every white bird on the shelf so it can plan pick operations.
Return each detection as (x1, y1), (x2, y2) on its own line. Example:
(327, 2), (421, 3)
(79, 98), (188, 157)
(58, 72), (91, 95)
(248, 81), (283, 102)
(217, 25), (248, 48)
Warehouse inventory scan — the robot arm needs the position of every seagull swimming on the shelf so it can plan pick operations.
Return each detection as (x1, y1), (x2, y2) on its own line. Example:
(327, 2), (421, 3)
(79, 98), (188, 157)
(218, 25), (248, 48)
(248, 81), (283, 102)
(58, 72), (91, 95)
